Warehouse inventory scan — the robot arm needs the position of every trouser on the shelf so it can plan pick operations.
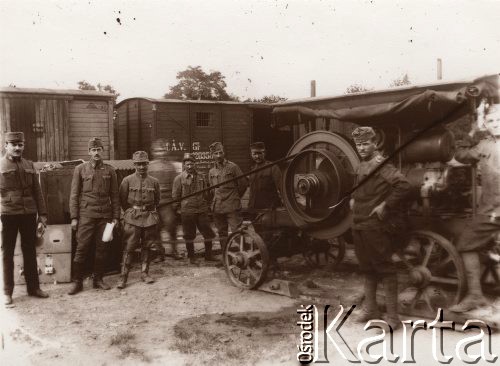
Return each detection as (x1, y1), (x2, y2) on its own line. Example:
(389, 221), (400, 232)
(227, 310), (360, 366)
(213, 211), (242, 249)
(1, 214), (40, 296)
(352, 228), (396, 275)
(181, 212), (216, 242)
(73, 216), (110, 279)
(122, 222), (157, 273)
(456, 215), (500, 253)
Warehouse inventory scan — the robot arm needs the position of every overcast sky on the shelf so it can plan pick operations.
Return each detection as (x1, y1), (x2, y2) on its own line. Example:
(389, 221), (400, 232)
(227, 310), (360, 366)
(1, 0), (499, 102)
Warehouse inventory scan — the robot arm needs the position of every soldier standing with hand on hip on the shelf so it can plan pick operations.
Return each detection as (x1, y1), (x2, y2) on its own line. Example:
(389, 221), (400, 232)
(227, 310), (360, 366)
(350, 127), (411, 330)
(117, 151), (160, 289)
(1, 132), (49, 306)
(68, 137), (120, 295)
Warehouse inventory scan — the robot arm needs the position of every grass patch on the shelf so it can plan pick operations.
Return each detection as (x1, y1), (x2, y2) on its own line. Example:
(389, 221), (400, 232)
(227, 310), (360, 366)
(119, 344), (151, 362)
(109, 331), (135, 346)
(109, 331), (150, 362)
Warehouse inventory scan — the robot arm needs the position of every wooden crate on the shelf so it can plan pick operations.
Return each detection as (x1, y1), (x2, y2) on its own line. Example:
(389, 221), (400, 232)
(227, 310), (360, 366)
(14, 225), (72, 284)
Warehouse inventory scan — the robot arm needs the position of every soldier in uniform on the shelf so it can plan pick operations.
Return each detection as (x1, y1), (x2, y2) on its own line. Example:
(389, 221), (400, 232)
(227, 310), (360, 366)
(208, 142), (248, 251)
(247, 142), (282, 210)
(148, 139), (182, 261)
(1, 132), (49, 305)
(350, 127), (411, 330)
(449, 102), (500, 312)
(68, 137), (120, 295)
(172, 153), (216, 264)
(117, 151), (160, 289)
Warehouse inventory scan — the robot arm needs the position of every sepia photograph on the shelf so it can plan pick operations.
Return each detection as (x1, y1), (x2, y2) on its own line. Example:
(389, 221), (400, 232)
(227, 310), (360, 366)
(0, 1), (499, 365)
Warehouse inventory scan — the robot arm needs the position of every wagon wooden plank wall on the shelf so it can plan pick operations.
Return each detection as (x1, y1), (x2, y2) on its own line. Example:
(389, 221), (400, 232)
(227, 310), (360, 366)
(115, 98), (269, 174)
(0, 87), (115, 161)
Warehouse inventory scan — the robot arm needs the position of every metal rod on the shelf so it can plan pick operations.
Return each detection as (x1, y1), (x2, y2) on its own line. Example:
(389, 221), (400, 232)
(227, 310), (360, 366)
(163, 152), (300, 206)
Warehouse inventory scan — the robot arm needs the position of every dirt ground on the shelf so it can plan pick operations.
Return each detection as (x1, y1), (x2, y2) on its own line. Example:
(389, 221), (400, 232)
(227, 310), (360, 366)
(1, 249), (500, 366)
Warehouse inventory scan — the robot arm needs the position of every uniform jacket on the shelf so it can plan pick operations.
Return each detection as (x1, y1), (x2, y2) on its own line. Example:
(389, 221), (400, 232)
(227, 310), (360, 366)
(0, 155), (47, 216)
(455, 138), (500, 217)
(119, 173), (160, 227)
(172, 171), (211, 214)
(248, 161), (282, 209)
(208, 159), (248, 214)
(69, 160), (120, 220)
(352, 152), (411, 230)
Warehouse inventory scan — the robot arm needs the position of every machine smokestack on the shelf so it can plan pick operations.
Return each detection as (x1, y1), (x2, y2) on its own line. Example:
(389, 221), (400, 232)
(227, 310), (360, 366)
(437, 58), (443, 80)
(310, 80), (316, 97)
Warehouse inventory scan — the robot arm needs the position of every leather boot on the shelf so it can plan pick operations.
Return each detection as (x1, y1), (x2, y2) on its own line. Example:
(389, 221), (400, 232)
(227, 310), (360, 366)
(382, 274), (400, 330)
(171, 241), (183, 260)
(449, 252), (488, 312)
(152, 242), (166, 263)
(93, 276), (111, 290)
(186, 242), (199, 265)
(93, 257), (111, 290)
(354, 275), (381, 323)
(68, 262), (84, 295)
(117, 253), (131, 289)
(141, 249), (155, 284)
(204, 241), (217, 262)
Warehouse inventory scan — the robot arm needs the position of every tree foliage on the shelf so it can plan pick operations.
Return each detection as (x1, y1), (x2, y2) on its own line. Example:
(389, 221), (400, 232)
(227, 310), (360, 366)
(77, 80), (96, 90)
(77, 80), (120, 102)
(389, 73), (411, 88)
(245, 95), (288, 104)
(164, 66), (237, 101)
(344, 83), (373, 94)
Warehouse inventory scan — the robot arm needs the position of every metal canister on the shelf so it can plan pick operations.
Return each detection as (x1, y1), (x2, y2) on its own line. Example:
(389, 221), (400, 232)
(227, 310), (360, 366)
(402, 129), (455, 163)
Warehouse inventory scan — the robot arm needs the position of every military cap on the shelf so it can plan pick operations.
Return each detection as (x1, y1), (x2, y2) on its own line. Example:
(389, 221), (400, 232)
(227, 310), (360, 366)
(183, 153), (196, 163)
(209, 142), (224, 153)
(250, 142), (266, 150)
(4, 131), (25, 143)
(88, 137), (104, 149)
(352, 127), (376, 143)
(132, 150), (149, 163)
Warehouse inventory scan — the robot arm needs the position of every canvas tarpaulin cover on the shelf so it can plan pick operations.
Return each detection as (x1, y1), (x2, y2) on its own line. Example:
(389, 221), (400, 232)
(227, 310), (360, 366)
(272, 74), (499, 128)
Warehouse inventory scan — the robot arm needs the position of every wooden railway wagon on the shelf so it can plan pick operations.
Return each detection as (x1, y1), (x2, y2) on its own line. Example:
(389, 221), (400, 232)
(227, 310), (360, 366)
(115, 98), (291, 174)
(0, 87), (115, 161)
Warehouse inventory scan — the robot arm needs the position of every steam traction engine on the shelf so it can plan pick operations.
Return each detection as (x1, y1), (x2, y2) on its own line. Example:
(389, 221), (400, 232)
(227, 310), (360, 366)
(223, 74), (500, 317)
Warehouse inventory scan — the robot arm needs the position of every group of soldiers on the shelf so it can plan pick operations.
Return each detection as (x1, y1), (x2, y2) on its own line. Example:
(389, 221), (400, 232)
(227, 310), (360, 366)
(2, 102), (499, 331)
(1, 134), (281, 304)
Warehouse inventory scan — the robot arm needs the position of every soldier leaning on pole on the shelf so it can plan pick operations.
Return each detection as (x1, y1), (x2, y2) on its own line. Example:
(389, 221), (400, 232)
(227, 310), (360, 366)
(148, 139), (183, 261)
(350, 126), (411, 330)
(172, 153), (216, 264)
(68, 137), (120, 295)
(207, 142), (248, 252)
(449, 102), (500, 313)
(247, 141), (282, 210)
(1, 132), (49, 306)
(117, 151), (160, 289)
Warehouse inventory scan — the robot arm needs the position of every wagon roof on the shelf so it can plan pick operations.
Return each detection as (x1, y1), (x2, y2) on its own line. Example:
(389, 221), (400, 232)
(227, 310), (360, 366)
(272, 74), (499, 128)
(0, 87), (115, 99)
(115, 97), (270, 108)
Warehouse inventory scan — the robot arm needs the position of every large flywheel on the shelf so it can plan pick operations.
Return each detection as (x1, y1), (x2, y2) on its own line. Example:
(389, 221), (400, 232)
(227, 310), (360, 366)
(283, 131), (360, 239)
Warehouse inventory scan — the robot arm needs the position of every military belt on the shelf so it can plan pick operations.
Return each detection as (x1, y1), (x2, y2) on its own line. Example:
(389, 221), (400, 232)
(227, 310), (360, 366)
(132, 205), (155, 211)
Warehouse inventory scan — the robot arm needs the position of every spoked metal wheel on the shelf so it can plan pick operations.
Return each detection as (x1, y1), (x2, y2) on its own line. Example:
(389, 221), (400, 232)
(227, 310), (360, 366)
(223, 225), (270, 289)
(396, 230), (466, 314)
(303, 236), (346, 268)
